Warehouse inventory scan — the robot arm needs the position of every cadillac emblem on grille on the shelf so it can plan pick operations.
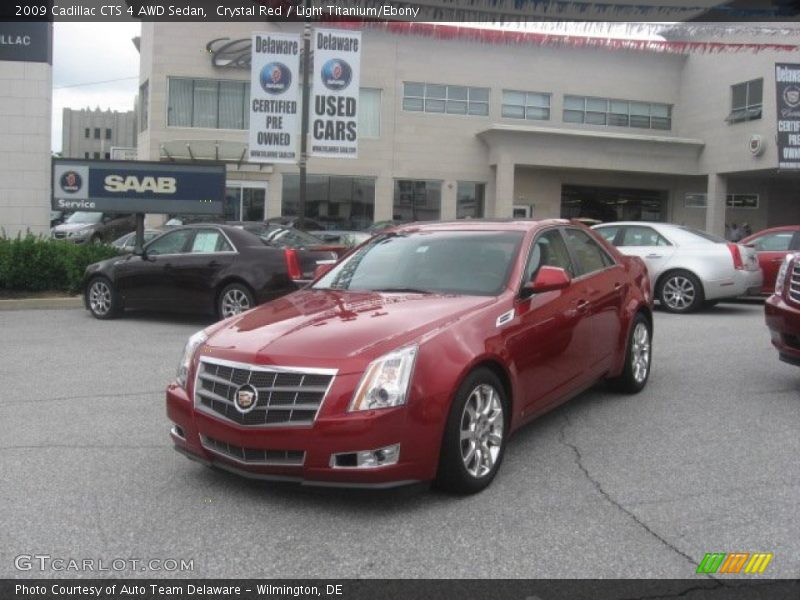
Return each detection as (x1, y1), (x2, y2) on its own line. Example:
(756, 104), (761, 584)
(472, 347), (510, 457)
(234, 384), (258, 413)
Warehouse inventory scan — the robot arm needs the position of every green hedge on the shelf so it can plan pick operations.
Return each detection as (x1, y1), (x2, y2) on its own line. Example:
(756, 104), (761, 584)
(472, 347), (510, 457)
(0, 234), (121, 294)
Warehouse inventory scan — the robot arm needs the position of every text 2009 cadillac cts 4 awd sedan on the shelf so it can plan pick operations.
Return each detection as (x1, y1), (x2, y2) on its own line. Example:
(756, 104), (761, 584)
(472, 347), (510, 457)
(167, 220), (654, 493)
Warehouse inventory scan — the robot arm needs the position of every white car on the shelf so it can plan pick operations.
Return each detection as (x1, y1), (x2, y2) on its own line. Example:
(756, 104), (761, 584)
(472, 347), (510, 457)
(593, 222), (762, 313)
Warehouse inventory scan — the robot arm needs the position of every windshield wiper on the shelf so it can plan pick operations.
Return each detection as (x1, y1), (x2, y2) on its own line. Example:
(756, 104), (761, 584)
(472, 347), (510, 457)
(371, 287), (433, 294)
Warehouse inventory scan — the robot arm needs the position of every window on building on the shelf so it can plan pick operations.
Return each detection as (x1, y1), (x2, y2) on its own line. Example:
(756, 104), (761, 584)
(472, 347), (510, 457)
(727, 78), (762, 123)
(93, 152), (100, 159)
(105, 128), (112, 140)
(502, 90), (550, 120)
(104, 152), (110, 160)
(84, 128), (90, 138)
(282, 175), (376, 230)
(402, 82), (489, 116)
(167, 77), (251, 130)
(93, 128), (100, 139)
(684, 192), (760, 209)
(456, 182), (485, 219)
(139, 81), (149, 133)
(84, 152), (89, 159)
(393, 180), (442, 222)
(359, 88), (381, 138)
(563, 95), (672, 130)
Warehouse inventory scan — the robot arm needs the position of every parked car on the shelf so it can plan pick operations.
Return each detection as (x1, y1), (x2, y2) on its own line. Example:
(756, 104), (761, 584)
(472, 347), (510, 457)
(267, 216), (329, 232)
(83, 224), (308, 320)
(740, 226), (800, 294)
(50, 210), (71, 228)
(111, 229), (163, 253)
(309, 230), (372, 247)
(765, 253), (800, 366)
(593, 222), (762, 313)
(51, 211), (136, 244)
(167, 220), (653, 493)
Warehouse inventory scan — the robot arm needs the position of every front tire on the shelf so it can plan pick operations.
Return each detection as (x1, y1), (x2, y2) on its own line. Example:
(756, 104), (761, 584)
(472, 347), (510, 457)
(86, 276), (119, 319)
(436, 368), (508, 494)
(608, 312), (652, 394)
(217, 283), (255, 320)
(657, 270), (704, 313)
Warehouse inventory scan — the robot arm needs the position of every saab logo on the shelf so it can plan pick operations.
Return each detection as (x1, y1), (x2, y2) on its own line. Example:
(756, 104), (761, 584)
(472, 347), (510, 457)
(59, 171), (82, 194)
(696, 552), (773, 574)
(259, 62), (291, 95)
(320, 59), (352, 91)
(103, 175), (177, 194)
(234, 384), (258, 413)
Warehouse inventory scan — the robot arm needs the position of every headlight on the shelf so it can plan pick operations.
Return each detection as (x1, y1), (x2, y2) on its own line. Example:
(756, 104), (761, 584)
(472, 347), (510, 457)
(68, 229), (89, 238)
(349, 346), (418, 412)
(176, 329), (208, 388)
(775, 255), (793, 295)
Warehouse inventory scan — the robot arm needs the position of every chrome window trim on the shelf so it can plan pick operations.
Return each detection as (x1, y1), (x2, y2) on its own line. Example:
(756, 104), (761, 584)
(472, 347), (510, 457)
(193, 356), (338, 429)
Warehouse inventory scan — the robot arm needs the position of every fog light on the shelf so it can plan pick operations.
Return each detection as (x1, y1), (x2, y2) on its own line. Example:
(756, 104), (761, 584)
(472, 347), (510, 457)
(331, 443), (400, 469)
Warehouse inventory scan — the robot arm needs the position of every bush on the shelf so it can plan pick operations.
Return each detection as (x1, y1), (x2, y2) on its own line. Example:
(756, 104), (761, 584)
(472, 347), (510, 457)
(0, 233), (121, 294)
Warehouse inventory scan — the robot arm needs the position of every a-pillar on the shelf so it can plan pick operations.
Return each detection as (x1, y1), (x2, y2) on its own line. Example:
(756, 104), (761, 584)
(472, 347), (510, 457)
(705, 173), (727, 237)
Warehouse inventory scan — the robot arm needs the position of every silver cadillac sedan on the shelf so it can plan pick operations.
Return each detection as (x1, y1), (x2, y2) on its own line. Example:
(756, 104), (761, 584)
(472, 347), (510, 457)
(593, 222), (762, 313)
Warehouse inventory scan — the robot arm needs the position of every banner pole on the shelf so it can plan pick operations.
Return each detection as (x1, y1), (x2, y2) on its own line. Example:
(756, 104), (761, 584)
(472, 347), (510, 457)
(298, 11), (312, 230)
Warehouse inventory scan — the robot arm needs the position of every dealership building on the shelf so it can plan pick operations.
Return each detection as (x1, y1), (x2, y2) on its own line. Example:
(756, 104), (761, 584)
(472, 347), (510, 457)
(131, 22), (800, 234)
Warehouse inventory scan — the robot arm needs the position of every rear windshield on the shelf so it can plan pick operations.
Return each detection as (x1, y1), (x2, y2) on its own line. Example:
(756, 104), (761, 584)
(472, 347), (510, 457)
(313, 230), (524, 296)
(671, 226), (727, 244)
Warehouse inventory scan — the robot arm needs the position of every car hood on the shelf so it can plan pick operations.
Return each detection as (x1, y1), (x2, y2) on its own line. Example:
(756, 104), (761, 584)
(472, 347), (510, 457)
(54, 222), (96, 233)
(202, 289), (496, 373)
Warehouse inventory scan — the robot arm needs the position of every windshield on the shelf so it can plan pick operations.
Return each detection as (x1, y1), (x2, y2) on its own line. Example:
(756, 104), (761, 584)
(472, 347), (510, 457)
(65, 211), (103, 225)
(243, 223), (323, 248)
(313, 230), (524, 296)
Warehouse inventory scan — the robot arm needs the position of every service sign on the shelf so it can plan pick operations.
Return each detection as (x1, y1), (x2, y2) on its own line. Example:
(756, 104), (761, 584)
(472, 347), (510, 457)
(52, 160), (225, 214)
(310, 29), (361, 159)
(776, 63), (800, 169)
(248, 32), (301, 164)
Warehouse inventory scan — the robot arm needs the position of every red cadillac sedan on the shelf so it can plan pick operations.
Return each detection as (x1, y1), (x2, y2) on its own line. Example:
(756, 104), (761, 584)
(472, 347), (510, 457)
(167, 220), (654, 493)
(765, 253), (800, 366)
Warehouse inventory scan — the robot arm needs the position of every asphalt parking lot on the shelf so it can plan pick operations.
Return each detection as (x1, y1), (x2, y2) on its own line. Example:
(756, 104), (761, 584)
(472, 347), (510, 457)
(1, 301), (798, 579)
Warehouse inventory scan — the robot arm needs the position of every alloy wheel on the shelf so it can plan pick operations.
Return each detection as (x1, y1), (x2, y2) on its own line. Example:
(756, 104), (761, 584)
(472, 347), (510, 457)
(221, 288), (251, 318)
(459, 384), (504, 478)
(89, 280), (112, 316)
(631, 321), (651, 384)
(662, 275), (696, 311)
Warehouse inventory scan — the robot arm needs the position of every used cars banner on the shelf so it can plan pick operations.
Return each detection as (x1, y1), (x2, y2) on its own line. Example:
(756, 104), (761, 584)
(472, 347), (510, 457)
(776, 63), (800, 170)
(51, 159), (225, 214)
(310, 28), (361, 159)
(248, 32), (301, 164)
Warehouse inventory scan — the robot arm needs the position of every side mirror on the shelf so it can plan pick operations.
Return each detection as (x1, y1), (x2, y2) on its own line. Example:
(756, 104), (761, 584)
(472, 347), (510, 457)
(314, 263), (334, 279)
(133, 247), (149, 259)
(524, 266), (571, 295)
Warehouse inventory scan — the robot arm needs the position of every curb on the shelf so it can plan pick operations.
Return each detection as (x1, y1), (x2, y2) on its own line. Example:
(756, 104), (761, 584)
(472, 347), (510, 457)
(0, 297), (83, 311)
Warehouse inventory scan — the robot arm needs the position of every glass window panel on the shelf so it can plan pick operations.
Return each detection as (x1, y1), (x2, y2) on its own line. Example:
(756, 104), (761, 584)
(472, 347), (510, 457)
(468, 102), (489, 116)
(393, 180), (442, 222)
(526, 107), (549, 120)
(748, 78), (763, 106)
(630, 102), (650, 116)
(192, 80), (218, 128)
(404, 82), (424, 97)
(446, 100), (467, 114)
(502, 105), (525, 119)
(425, 99), (446, 113)
(448, 86), (467, 100)
(503, 90), (525, 105)
(359, 88), (381, 137)
(146, 229), (193, 255)
(650, 103), (670, 117)
(456, 182), (485, 219)
(651, 117), (671, 130)
(586, 97), (608, 112)
(426, 84), (446, 99)
(610, 99), (629, 114)
(564, 96), (585, 110)
(629, 115), (650, 128)
(167, 78), (192, 127)
(526, 93), (550, 107)
(608, 114), (629, 126)
(242, 187), (266, 221)
(563, 110), (585, 123)
(219, 81), (245, 129)
(586, 111), (607, 125)
(402, 97), (424, 112)
(469, 87), (490, 102)
(731, 83), (747, 109)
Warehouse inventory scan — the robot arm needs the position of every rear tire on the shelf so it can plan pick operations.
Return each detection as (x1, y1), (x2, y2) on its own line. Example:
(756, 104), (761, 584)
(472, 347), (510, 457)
(608, 312), (652, 394)
(657, 270), (704, 313)
(217, 283), (255, 320)
(436, 368), (508, 494)
(85, 276), (119, 319)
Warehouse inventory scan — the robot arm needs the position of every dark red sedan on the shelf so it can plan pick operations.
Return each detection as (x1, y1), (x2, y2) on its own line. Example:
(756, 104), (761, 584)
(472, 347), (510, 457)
(741, 226), (800, 294)
(765, 253), (800, 366)
(167, 220), (654, 493)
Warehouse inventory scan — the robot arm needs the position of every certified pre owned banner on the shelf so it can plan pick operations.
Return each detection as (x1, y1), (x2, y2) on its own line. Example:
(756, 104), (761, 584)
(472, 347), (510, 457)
(310, 29), (361, 159)
(248, 32), (301, 164)
(776, 63), (800, 169)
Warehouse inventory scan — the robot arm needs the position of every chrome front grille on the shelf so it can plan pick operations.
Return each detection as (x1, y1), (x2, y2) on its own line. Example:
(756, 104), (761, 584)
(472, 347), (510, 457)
(201, 435), (305, 466)
(789, 262), (800, 304)
(194, 358), (336, 427)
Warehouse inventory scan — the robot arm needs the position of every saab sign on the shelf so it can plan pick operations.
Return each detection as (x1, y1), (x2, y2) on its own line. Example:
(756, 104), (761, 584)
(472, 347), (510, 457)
(52, 160), (225, 214)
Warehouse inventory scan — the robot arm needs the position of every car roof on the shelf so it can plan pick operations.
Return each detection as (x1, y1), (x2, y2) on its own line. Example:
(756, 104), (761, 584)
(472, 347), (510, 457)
(741, 225), (800, 240)
(390, 219), (573, 233)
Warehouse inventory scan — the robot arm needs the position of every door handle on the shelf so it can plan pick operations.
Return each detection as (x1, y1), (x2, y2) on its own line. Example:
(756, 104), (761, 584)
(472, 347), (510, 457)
(576, 299), (590, 313)
(646, 254), (663, 259)
(772, 257), (785, 263)
(208, 260), (220, 267)
(614, 282), (624, 292)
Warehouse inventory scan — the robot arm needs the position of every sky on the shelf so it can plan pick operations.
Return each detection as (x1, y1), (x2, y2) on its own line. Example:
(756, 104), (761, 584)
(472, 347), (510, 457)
(49, 21), (666, 154)
(52, 22), (141, 153)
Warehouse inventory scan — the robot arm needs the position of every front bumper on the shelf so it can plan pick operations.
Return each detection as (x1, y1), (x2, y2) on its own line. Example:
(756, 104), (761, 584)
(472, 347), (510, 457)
(765, 294), (800, 365)
(705, 268), (763, 300)
(166, 381), (441, 487)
